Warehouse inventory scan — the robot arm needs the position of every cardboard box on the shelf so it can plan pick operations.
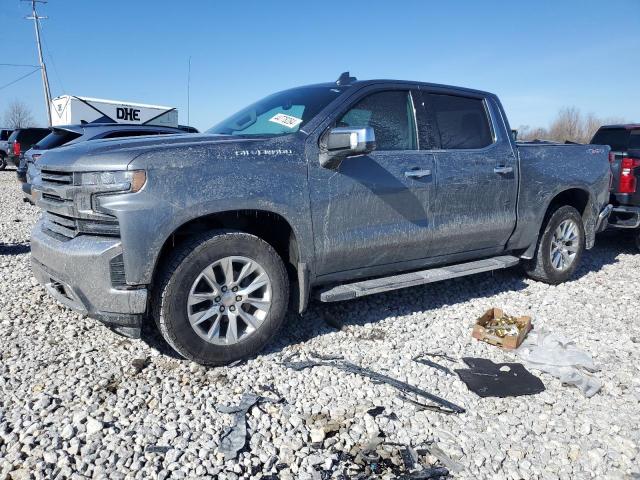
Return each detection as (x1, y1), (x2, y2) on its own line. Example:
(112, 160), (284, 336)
(472, 307), (531, 350)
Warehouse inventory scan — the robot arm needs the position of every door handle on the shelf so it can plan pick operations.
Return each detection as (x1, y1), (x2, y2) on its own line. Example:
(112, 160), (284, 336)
(405, 169), (432, 179)
(493, 166), (514, 175)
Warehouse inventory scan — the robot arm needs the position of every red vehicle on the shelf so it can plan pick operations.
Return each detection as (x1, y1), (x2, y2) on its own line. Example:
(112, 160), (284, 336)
(591, 124), (640, 249)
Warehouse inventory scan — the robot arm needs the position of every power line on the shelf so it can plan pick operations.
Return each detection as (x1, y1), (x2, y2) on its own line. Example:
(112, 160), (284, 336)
(0, 67), (41, 91)
(0, 63), (41, 68)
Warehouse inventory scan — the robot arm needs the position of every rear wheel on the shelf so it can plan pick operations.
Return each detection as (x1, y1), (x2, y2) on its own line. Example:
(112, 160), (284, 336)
(523, 205), (585, 284)
(634, 230), (640, 252)
(0, 153), (6, 170)
(153, 230), (289, 366)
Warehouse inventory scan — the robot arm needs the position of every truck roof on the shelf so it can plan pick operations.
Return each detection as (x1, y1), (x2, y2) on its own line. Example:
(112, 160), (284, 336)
(597, 124), (640, 130)
(309, 78), (496, 98)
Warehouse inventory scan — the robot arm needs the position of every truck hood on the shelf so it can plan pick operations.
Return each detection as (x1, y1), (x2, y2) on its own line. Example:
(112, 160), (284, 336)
(34, 134), (276, 172)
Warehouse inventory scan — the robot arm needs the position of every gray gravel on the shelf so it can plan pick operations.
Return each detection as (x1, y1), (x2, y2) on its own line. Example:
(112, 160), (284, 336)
(0, 168), (639, 479)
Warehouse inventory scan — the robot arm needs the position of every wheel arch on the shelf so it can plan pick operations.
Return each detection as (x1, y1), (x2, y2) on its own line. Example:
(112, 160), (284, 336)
(150, 209), (309, 312)
(521, 187), (593, 259)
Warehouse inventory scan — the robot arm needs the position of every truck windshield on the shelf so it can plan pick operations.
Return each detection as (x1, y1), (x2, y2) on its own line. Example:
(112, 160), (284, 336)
(206, 85), (347, 137)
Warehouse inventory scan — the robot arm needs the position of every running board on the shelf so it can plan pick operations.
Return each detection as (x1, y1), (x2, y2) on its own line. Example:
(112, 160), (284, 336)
(317, 255), (520, 302)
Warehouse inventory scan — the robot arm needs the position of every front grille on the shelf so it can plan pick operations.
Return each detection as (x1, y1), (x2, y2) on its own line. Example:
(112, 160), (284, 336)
(42, 192), (66, 203)
(41, 169), (73, 185)
(44, 211), (78, 239)
(37, 168), (121, 240)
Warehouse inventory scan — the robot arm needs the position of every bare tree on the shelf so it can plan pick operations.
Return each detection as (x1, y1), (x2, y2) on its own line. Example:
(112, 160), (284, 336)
(582, 113), (602, 143)
(518, 107), (627, 144)
(517, 125), (550, 142)
(549, 107), (583, 142)
(3, 100), (35, 129)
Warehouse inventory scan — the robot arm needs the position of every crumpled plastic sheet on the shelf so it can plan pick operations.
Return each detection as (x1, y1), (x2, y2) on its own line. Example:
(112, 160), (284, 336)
(515, 328), (602, 397)
(217, 393), (280, 459)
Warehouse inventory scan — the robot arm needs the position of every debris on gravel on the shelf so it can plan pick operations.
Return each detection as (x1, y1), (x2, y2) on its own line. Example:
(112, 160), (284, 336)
(0, 170), (639, 478)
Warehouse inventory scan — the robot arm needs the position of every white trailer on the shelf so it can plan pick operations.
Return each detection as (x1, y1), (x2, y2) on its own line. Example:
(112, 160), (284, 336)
(50, 95), (178, 127)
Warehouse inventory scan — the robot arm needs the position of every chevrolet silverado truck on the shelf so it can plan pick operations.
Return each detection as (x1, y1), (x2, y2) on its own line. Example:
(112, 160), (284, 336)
(591, 124), (640, 249)
(29, 74), (612, 365)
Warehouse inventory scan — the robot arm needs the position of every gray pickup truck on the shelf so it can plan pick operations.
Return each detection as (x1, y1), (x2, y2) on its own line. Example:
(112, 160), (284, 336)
(30, 74), (612, 365)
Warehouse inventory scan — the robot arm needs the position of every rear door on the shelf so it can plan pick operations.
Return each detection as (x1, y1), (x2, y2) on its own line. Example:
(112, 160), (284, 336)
(308, 86), (436, 275)
(419, 90), (518, 256)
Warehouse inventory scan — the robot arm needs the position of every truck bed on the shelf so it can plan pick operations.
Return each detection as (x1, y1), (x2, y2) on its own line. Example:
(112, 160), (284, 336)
(511, 142), (611, 252)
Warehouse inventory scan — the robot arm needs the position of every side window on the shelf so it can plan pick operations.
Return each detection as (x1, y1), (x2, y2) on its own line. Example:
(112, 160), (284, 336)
(427, 94), (493, 149)
(101, 131), (164, 139)
(338, 90), (417, 151)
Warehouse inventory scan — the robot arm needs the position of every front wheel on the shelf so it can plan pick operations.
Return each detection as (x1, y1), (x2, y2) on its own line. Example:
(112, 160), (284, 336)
(153, 230), (289, 366)
(523, 205), (585, 284)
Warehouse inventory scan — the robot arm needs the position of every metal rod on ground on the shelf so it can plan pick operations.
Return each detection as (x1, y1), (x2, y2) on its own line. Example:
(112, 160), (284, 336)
(25, 0), (52, 126)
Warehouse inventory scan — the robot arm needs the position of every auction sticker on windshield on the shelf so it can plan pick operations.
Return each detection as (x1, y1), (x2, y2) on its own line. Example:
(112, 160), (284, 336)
(269, 113), (303, 129)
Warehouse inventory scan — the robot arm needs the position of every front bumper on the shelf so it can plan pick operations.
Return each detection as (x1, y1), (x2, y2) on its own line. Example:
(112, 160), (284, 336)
(607, 205), (640, 229)
(30, 220), (147, 337)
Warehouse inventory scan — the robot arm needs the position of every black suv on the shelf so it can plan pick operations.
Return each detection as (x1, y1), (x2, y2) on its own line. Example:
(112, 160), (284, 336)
(591, 124), (640, 248)
(19, 123), (198, 201)
(5, 128), (50, 169)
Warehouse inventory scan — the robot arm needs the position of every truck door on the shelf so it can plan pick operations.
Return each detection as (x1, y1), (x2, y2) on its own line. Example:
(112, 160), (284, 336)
(308, 88), (436, 276)
(419, 91), (518, 256)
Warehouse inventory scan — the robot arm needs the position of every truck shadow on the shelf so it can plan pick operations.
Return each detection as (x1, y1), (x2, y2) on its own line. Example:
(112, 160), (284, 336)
(0, 242), (30, 255)
(140, 231), (636, 362)
(267, 230), (636, 355)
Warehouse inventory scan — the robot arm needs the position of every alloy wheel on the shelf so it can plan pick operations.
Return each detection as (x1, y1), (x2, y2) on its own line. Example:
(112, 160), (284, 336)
(187, 256), (272, 345)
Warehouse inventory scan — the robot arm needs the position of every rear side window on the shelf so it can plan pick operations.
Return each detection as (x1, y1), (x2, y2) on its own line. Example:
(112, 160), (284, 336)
(630, 130), (640, 150)
(427, 94), (493, 149)
(338, 90), (417, 151)
(35, 130), (82, 150)
(23, 130), (49, 144)
(591, 128), (630, 151)
(101, 130), (165, 139)
(1, 130), (11, 141)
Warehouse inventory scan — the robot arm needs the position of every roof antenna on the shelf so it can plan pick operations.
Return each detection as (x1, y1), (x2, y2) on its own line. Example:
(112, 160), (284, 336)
(336, 71), (356, 86)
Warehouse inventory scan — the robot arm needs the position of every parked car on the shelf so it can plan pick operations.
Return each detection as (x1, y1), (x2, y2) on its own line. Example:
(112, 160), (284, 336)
(0, 128), (14, 170)
(29, 74), (612, 365)
(591, 124), (640, 249)
(18, 123), (199, 202)
(5, 128), (50, 169)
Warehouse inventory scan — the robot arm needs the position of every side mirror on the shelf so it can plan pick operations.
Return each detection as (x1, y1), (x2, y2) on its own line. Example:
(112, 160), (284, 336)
(319, 127), (376, 169)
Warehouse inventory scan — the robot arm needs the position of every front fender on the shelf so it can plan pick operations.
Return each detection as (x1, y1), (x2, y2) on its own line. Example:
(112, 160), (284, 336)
(100, 154), (312, 285)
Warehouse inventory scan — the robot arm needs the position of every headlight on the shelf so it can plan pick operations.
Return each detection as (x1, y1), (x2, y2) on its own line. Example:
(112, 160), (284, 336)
(77, 170), (146, 193)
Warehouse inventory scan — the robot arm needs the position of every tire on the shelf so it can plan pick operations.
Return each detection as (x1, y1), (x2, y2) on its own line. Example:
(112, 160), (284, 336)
(153, 230), (289, 366)
(634, 230), (640, 252)
(0, 154), (6, 171)
(523, 205), (585, 284)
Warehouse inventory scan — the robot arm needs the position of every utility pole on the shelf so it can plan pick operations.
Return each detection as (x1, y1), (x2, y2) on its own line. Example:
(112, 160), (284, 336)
(25, 0), (52, 126)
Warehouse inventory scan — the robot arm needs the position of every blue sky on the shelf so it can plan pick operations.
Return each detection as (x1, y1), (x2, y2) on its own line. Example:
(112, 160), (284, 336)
(1, 0), (639, 131)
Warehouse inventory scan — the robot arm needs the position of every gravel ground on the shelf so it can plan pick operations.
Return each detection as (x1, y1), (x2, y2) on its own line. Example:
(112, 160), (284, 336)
(1, 168), (639, 480)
